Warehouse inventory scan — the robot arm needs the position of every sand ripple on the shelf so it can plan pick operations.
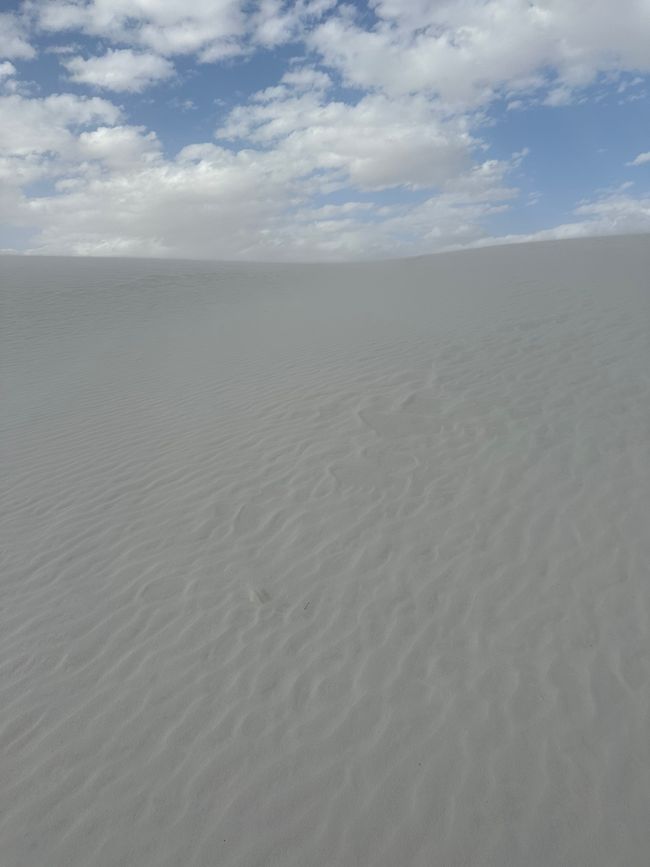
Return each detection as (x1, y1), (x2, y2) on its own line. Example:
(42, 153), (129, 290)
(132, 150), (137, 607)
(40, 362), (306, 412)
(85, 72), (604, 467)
(1, 237), (649, 866)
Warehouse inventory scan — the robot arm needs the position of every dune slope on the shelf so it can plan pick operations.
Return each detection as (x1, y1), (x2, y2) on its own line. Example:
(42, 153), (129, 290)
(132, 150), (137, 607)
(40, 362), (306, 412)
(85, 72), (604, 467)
(1, 236), (649, 866)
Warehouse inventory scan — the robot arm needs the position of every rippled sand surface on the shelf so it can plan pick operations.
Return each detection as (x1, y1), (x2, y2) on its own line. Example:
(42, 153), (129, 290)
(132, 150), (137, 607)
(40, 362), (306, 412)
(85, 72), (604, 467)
(1, 236), (649, 866)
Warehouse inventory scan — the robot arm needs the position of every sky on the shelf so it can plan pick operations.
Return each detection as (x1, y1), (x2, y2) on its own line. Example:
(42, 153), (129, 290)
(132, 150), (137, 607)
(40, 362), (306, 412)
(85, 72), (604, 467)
(1, 0), (649, 261)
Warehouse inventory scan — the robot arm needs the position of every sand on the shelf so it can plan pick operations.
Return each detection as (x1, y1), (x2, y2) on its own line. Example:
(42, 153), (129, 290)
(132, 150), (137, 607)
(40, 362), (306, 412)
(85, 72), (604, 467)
(1, 235), (649, 866)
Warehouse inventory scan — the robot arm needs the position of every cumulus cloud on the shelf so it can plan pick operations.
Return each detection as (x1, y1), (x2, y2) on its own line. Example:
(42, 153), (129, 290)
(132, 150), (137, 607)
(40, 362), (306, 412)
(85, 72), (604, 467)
(30, 0), (341, 62)
(627, 151), (650, 166)
(18, 143), (294, 258)
(33, 0), (245, 58)
(0, 62), (522, 261)
(470, 187), (650, 248)
(218, 81), (475, 192)
(77, 125), (161, 168)
(2, 1), (650, 259)
(309, 0), (650, 108)
(18, 0), (650, 105)
(247, 0), (333, 47)
(63, 49), (174, 92)
(0, 12), (35, 59)
(0, 90), (124, 230)
(32, 0), (279, 60)
(0, 61), (17, 79)
(571, 188), (650, 233)
(25, 1), (650, 106)
(0, 92), (120, 157)
(13, 151), (519, 260)
(2, 53), (647, 262)
(0, 94), (143, 209)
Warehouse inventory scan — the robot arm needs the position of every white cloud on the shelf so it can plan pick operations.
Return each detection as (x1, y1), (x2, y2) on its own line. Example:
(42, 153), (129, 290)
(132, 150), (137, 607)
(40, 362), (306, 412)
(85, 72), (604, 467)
(247, 0), (334, 48)
(3, 2), (650, 260)
(252, 0), (297, 48)
(0, 93), (160, 196)
(34, 0), (247, 60)
(0, 12), (35, 59)
(218, 82), (476, 192)
(3, 79), (647, 262)
(63, 49), (174, 92)
(309, 1), (650, 108)
(627, 151), (650, 166)
(572, 188), (650, 233)
(0, 90), (124, 230)
(45, 43), (83, 55)
(24, 2), (650, 107)
(19, 146), (293, 258)
(0, 60), (19, 95)
(0, 92), (120, 157)
(32, 0), (338, 61)
(280, 66), (331, 92)
(77, 125), (161, 168)
(14, 156), (516, 260)
(470, 187), (650, 248)
(0, 61), (17, 79)
(0, 63), (521, 261)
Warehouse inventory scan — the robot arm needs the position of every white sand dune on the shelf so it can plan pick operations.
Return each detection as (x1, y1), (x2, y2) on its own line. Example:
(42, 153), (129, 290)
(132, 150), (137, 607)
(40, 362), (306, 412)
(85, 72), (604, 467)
(1, 236), (649, 866)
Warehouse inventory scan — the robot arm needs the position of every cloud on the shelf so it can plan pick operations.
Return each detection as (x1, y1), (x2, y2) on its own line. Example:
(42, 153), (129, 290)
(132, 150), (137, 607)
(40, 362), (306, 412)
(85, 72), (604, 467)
(627, 151), (650, 166)
(32, 0), (339, 61)
(218, 80), (476, 192)
(0, 63), (522, 261)
(14, 153), (517, 260)
(4, 78), (647, 262)
(0, 61), (17, 79)
(0, 92), (120, 157)
(63, 49), (174, 92)
(77, 125), (161, 168)
(0, 90), (124, 228)
(248, 0), (335, 48)
(34, 0), (246, 59)
(0, 12), (35, 59)
(279, 66), (332, 93)
(309, 1), (650, 108)
(18, 144), (295, 258)
(0, 60), (19, 95)
(25, 2), (650, 107)
(571, 188), (650, 233)
(3, 2), (650, 260)
(45, 43), (84, 55)
(470, 187), (650, 248)
(0, 93), (159, 194)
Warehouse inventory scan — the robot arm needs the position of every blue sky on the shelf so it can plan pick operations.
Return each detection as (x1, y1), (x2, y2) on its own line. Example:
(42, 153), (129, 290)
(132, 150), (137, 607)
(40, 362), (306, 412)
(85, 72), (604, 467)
(1, 0), (649, 260)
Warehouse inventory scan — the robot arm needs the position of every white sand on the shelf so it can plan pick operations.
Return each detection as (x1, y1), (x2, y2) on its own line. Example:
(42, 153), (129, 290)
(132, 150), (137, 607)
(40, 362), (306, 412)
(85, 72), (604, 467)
(1, 236), (649, 866)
